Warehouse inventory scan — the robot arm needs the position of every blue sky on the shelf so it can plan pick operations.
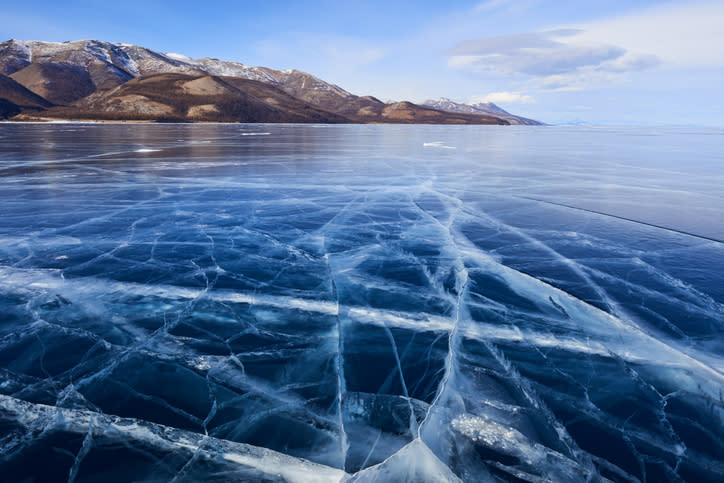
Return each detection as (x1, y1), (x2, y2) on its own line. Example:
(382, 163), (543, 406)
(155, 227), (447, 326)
(3, 0), (723, 125)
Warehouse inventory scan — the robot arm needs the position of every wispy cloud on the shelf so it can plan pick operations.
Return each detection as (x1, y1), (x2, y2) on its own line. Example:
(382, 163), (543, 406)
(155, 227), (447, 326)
(446, 29), (629, 77)
(572, 0), (724, 68)
(445, 29), (653, 90)
(445, 29), (581, 57)
(445, 1), (724, 92)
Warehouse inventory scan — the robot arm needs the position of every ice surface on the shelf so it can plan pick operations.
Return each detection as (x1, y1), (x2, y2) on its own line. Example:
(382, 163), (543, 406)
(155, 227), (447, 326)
(0, 395), (345, 482)
(0, 124), (723, 482)
(423, 142), (456, 149)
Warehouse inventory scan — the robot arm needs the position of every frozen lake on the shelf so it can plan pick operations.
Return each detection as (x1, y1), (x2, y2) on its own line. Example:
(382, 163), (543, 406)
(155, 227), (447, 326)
(1, 123), (723, 482)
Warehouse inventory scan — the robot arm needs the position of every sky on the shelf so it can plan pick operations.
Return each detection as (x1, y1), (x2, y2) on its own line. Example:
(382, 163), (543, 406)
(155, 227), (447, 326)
(3, 0), (724, 125)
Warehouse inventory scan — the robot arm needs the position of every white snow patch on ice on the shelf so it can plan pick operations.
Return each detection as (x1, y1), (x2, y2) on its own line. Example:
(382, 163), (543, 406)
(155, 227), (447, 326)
(423, 142), (456, 150)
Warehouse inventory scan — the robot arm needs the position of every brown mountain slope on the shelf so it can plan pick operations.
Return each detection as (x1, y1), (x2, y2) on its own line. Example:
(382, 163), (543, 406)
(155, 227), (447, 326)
(1, 39), (149, 103)
(0, 73), (53, 118)
(26, 72), (508, 124)
(0, 73), (53, 108)
(10, 63), (96, 105)
(34, 73), (349, 123)
(255, 68), (507, 124)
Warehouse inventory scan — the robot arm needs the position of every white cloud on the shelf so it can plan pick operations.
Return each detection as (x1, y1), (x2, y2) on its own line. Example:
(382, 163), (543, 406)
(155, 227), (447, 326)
(470, 92), (535, 104)
(599, 52), (660, 73)
(445, 29), (582, 58)
(533, 70), (625, 92)
(571, 0), (724, 68)
(445, 0), (724, 92)
(445, 29), (637, 86)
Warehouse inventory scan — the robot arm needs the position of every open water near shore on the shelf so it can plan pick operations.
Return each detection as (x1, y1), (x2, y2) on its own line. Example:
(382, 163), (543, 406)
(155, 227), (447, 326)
(0, 123), (722, 482)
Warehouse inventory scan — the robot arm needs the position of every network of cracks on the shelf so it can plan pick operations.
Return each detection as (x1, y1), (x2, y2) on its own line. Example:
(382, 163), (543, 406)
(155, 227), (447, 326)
(1, 132), (723, 482)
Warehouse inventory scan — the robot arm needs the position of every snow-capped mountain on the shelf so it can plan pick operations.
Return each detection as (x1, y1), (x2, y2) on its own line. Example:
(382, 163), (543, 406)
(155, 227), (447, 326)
(422, 98), (541, 125)
(0, 39), (354, 101)
(0, 39), (200, 78)
(0, 38), (537, 124)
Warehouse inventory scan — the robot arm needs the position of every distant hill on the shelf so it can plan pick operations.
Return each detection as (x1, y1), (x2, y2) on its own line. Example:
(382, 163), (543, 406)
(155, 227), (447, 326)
(422, 98), (541, 125)
(0, 39), (536, 125)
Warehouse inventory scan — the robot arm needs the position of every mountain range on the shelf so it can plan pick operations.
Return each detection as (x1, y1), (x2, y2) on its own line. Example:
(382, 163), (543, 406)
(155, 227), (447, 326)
(0, 39), (540, 125)
(421, 98), (539, 125)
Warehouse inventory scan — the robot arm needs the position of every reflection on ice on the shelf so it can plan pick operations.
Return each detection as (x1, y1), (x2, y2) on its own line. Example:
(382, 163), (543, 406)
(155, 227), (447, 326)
(1, 124), (723, 481)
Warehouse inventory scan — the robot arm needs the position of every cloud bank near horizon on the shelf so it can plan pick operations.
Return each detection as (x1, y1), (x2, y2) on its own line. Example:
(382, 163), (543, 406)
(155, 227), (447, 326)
(446, 0), (724, 96)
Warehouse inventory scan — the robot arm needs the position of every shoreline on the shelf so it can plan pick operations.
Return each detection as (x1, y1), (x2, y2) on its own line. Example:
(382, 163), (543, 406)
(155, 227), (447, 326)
(0, 118), (528, 126)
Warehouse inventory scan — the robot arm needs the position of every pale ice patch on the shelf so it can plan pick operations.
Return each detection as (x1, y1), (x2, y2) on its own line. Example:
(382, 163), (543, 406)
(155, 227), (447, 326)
(423, 142), (456, 150)
(450, 414), (585, 478)
(350, 439), (462, 482)
(346, 307), (454, 333)
(89, 147), (162, 158)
